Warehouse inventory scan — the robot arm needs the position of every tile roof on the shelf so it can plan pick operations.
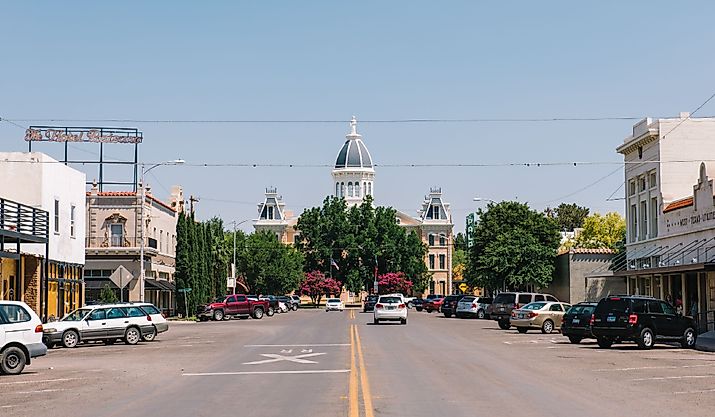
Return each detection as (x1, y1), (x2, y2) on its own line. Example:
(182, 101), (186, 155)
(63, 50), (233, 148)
(663, 197), (694, 213)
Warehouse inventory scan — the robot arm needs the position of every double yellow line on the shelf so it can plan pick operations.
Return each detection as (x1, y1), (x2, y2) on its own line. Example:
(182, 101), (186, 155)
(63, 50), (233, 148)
(349, 323), (374, 417)
(348, 309), (356, 320)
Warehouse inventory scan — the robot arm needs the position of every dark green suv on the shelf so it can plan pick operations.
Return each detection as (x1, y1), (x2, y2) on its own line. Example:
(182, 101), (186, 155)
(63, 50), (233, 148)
(591, 295), (697, 349)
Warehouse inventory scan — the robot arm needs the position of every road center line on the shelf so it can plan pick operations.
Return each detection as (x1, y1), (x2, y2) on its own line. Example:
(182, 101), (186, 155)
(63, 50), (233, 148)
(354, 324), (375, 417)
(632, 375), (715, 381)
(182, 370), (350, 376)
(594, 364), (715, 372)
(349, 324), (358, 417)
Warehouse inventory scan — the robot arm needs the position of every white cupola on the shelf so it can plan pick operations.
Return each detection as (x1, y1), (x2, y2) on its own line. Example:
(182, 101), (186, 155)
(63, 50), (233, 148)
(332, 116), (375, 206)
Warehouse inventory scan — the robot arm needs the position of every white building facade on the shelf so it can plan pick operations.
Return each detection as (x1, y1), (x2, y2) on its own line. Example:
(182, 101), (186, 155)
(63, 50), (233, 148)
(616, 114), (715, 331)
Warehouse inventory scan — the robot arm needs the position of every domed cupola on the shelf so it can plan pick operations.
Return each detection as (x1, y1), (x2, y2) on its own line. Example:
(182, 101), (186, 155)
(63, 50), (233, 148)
(332, 116), (376, 206)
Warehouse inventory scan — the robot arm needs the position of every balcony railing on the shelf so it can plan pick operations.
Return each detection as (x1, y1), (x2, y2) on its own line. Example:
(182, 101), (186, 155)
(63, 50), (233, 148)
(86, 236), (158, 249)
(0, 197), (49, 239)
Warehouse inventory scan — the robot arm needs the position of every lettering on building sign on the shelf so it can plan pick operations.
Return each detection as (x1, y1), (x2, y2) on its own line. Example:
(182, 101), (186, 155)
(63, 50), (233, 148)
(667, 210), (715, 230)
(24, 128), (142, 144)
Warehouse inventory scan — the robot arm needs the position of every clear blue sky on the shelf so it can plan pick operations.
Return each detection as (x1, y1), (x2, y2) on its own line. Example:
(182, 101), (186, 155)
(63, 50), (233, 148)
(2, 1), (715, 233)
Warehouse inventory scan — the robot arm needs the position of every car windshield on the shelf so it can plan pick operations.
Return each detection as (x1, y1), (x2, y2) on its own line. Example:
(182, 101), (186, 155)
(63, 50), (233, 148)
(62, 308), (92, 321)
(493, 293), (516, 304)
(379, 297), (401, 303)
(477, 297), (492, 304)
(215, 296), (227, 303)
(521, 302), (546, 310)
(366, 296), (378, 301)
(328, 299), (340, 303)
(461, 296), (476, 302)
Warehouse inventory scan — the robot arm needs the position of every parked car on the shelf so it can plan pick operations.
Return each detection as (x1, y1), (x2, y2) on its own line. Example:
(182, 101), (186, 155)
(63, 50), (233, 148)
(591, 295), (697, 349)
(0, 301), (46, 375)
(259, 295), (281, 316)
(561, 302), (598, 344)
(325, 298), (344, 312)
(277, 296), (297, 311)
(133, 303), (169, 341)
(456, 296), (492, 319)
(490, 292), (559, 329)
(373, 295), (407, 325)
(424, 297), (444, 313)
(290, 295), (301, 308)
(385, 293), (415, 308)
(196, 295), (268, 321)
(441, 294), (466, 318)
(363, 294), (379, 313)
(43, 304), (155, 348)
(510, 301), (571, 334)
(412, 298), (424, 311)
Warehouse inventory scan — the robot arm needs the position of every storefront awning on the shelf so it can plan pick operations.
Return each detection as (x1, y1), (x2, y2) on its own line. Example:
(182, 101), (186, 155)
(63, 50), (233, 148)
(145, 279), (175, 291)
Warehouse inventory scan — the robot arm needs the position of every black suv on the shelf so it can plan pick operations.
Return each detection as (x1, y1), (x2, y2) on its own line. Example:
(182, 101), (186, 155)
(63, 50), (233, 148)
(363, 295), (379, 313)
(561, 302), (597, 344)
(441, 294), (466, 318)
(591, 295), (698, 349)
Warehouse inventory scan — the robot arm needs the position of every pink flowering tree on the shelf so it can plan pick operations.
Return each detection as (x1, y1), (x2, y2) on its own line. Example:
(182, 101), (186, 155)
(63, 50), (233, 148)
(377, 272), (413, 295)
(299, 271), (342, 307)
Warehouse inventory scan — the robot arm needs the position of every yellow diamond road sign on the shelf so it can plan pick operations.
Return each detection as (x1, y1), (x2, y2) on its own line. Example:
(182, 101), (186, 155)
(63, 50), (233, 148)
(459, 283), (468, 292)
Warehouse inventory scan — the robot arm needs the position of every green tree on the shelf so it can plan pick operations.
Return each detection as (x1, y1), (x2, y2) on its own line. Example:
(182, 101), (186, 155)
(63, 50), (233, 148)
(99, 284), (119, 303)
(467, 201), (561, 292)
(238, 231), (304, 295)
(575, 212), (626, 250)
(454, 232), (467, 252)
(545, 203), (590, 232)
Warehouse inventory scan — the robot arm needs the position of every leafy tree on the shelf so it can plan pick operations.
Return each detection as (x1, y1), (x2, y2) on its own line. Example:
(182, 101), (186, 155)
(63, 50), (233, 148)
(575, 212), (626, 250)
(454, 232), (467, 252)
(467, 201), (561, 292)
(99, 284), (119, 303)
(452, 248), (468, 282)
(298, 271), (342, 307)
(376, 272), (413, 295)
(545, 203), (590, 232)
(238, 231), (304, 295)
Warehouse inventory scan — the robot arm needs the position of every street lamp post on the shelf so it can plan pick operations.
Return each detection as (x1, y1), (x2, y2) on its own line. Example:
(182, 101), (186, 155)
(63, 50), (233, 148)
(228, 219), (251, 294)
(139, 159), (185, 302)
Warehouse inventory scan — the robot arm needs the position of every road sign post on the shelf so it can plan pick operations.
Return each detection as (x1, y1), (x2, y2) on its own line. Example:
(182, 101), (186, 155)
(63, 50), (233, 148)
(178, 288), (192, 318)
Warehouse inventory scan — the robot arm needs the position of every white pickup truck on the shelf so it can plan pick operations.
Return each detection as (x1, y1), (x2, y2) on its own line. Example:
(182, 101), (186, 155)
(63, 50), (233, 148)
(385, 293), (416, 308)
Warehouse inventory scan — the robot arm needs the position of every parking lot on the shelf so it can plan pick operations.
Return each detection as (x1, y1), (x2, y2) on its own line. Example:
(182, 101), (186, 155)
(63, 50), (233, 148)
(2, 308), (714, 417)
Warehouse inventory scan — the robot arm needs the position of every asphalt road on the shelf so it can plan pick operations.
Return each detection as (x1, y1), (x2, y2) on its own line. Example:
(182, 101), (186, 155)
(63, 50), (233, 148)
(2, 308), (715, 417)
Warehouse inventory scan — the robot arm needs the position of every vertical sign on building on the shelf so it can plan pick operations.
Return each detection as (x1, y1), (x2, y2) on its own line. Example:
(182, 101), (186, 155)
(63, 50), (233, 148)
(466, 212), (475, 249)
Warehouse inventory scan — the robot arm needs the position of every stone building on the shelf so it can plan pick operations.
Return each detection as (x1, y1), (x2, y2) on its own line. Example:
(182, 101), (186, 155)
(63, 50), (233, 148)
(254, 117), (453, 296)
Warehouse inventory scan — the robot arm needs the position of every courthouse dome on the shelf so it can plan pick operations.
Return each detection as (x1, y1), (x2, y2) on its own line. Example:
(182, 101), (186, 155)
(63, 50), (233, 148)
(334, 116), (373, 169)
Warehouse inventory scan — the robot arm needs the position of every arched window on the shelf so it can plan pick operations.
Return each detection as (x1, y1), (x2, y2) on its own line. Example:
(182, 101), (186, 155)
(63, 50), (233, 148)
(336, 182), (340, 197)
(341, 182), (345, 197)
(348, 182), (354, 197)
(367, 182), (372, 196)
(355, 182), (361, 198)
(428, 234), (435, 246)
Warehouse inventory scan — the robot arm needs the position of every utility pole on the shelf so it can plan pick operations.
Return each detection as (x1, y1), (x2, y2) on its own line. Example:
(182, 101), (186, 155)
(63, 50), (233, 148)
(189, 195), (200, 214)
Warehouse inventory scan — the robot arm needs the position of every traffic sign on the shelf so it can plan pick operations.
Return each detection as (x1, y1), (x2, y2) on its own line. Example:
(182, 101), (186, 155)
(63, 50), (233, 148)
(178, 288), (192, 293)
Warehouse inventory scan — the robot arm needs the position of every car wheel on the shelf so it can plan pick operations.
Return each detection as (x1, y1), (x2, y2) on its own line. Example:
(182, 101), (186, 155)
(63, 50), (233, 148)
(213, 310), (224, 321)
(498, 320), (511, 330)
(267, 306), (275, 317)
(444, 312), (452, 318)
(597, 337), (613, 349)
(143, 328), (157, 342)
(541, 320), (554, 334)
(568, 336), (583, 344)
(253, 308), (264, 319)
(373, 318), (379, 325)
(292, 304), (298, 311)
(681, 327), (697, 349)
(637, 328), (654, 349)
(62, 330), (79, 348)
(416, 307), (423, 312)
(124, 327), (141, 345)
(477, 309), (486, 319)
(0, 346), (27, 375)
(401, 318), (407, 325)
(517, 327), (528, 334)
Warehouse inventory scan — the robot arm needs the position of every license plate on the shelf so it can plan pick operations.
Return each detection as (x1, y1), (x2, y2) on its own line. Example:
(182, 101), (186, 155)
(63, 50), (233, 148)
(572, 318), (580, 324)
(387, 306), (395, 310)
(500, 307), (505, 311)
(607, 316), (616, 322)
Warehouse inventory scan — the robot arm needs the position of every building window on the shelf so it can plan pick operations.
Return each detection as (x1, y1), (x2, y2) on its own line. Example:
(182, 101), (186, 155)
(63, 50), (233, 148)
(70, 205), (76, 238)
(638, 176), (646, 192)
(629, 181), (636, 196)
(649, 171), (657, 189)
(336, 183), (340, 197)
(355, 182), (361, 198)
(432, 205), (441, 220)
(348, 182), (354, 197)
(267, 206), (274, 220)
(428, 234), (435, 246)
(341, 182), (345, 198)
(439, 234), (446, 246)
(429, 254), (435, 269)
(110, 224), (124, 247)
(650, 197), (658, 238)
(439, 254), (445, 269)
(54, 199), (60, 234)
(639, 200), (647, 240)
(367, 182), (372, 196)
(629, 204), (637, 242)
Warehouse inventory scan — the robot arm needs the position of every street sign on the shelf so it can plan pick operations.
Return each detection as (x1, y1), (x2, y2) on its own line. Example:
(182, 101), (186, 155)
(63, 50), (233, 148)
(109, 265), (132, 289)
(178, 288), (192, 293)
(459, 283), (468, 292)
(227, 278), (236, 288)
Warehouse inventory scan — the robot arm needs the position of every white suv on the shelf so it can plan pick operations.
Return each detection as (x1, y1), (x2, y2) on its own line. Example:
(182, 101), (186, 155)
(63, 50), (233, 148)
(43, 304), (155, 348)
(0, 301), (47, 375)
(373, 295), (408, 325)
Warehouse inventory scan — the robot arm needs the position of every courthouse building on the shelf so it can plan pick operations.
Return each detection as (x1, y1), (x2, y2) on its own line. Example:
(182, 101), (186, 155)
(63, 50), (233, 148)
(615, 113), (715, 331)
(255, 117), (454, 296)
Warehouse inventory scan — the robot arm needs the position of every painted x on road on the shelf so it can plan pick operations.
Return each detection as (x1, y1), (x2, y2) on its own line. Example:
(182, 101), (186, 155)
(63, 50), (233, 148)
(243, 352), (326, 365)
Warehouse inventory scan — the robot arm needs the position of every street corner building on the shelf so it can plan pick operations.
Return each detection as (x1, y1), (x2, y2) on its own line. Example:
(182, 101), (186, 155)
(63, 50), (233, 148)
(0, 152), (86, 321)
(253, 116), (454, 297)
(611, 113), (715, 333)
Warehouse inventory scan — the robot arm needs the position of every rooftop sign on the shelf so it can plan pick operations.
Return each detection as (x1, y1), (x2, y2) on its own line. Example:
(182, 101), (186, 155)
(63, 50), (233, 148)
(25, 126), (142, 144)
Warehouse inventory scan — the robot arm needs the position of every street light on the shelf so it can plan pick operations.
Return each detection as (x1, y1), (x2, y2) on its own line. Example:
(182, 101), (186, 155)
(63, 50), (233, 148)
(473, 197), (497, 204)
(228, 219), (251, 294)
(139, 159), (185, 302)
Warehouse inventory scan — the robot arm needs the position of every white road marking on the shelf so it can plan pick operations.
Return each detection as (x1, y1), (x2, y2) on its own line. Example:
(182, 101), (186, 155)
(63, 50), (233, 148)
(243, 352), (326, 365)
(594, 364), (715, 372)
(633, 375), (715, 381)
(13, 388), (66, 394)
(675, 388), (715, 395)
(244, 344), (349, 347)
(183, 369), (350, 376)
(0, 378), (79, 386)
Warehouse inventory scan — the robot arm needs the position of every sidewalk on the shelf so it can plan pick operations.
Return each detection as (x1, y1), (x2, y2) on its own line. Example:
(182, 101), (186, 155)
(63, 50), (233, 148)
(695, 330), (715, 352)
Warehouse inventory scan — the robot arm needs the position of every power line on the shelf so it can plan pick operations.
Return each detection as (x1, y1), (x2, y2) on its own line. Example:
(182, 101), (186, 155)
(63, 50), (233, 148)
(661, 91), (715, 139)
(540, 166), (623, 205)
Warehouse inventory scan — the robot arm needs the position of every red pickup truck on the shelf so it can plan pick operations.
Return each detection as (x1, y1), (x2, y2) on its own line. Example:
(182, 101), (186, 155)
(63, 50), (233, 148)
(196, 294), (269, 321)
